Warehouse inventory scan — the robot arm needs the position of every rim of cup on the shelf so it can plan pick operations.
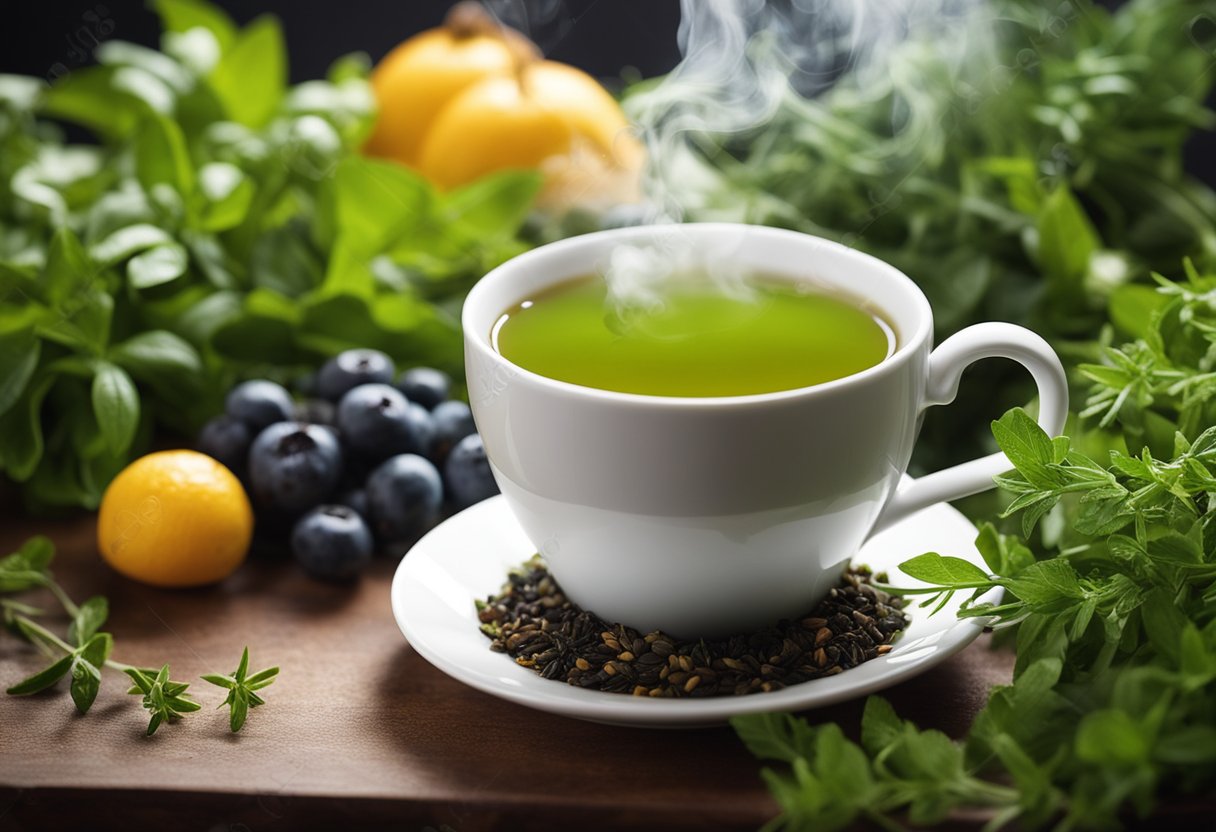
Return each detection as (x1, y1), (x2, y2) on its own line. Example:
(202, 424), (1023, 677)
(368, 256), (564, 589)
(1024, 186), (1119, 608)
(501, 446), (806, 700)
(462, 222), (934, 409)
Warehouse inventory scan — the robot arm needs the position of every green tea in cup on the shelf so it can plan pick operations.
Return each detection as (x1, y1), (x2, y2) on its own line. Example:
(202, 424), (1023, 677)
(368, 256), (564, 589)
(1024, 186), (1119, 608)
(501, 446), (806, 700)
(491, 272), (894, 397)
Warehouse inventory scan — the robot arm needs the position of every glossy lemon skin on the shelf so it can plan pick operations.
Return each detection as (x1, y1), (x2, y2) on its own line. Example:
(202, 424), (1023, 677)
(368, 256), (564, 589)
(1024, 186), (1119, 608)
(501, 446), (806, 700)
(97, 450), (253, 588)
(417, 61), (645, 202)
(365, 28), (517, 167)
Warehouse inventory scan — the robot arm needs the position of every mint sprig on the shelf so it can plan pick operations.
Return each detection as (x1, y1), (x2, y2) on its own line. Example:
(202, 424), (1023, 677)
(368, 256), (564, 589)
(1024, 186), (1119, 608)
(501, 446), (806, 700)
(1, 539), (274, 737)
(202, 647), (279, 733)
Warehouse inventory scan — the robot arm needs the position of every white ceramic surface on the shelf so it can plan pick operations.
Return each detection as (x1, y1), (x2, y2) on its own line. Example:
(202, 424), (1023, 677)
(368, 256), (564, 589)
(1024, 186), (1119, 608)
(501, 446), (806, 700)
(391, 494), (1002, 728)
(462, 223), (1067, 636)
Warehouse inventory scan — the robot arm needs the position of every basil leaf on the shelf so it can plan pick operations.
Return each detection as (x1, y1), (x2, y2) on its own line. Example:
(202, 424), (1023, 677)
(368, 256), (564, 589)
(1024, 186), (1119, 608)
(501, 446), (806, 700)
(0, 327), (39, 418)
(127, 243), (189, 290)
(442, 169), (543, 242)
(208, 15), (286, 128)
(196, 162), (253, 231)
(89, 224), (174, 266)
(1037, 185), (1099, 285)
(41, 65), (146, 139)
(134, 114), (194, 196)
(0, 376), (54, 481)
(91, 361), (139, 456)
(152, 0), (237, 51)
(109, 329), (203, 382)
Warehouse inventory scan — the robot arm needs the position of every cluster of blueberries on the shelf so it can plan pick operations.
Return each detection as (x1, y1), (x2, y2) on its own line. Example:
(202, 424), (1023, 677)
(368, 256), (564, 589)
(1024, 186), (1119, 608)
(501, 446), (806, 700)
(197, 349), (498, 581)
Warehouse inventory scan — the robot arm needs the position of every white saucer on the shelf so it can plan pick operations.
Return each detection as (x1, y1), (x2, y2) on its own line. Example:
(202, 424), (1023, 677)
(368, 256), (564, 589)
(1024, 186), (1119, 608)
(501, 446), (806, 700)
(391, 495), (1000, 728)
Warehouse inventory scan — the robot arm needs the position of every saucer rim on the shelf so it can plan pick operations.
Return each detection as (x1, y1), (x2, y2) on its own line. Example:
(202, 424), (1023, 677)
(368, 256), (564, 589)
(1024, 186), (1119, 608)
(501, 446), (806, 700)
(390, 495), (1000, 728)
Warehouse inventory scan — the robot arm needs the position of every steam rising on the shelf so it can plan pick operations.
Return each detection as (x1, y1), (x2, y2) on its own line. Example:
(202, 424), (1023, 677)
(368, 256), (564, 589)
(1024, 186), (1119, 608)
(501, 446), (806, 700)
(487, 0), (988, 311)
(628, 0), (983, 223)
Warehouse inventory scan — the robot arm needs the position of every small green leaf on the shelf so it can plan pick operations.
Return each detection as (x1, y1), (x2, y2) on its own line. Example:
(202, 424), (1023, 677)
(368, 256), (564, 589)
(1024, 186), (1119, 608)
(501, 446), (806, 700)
(209, 15), (286, 127)
(991, 408), (1058, 484)
(859, 696), (902, 756)
(128, 244), (189, 290)
(89, 224), (174, 266)
(153, 0), (237, 51)
(1075, 710), (1147, 766)
(1005, 560), (1084, 606)
(109, 330), (204, 387)
(899, 553), (991, 586)
(91, 362), (140, 456)
(134, 114), (195, 196)
(6, 654), (73, 695)
(1037, 185), (1100, 284)
(67, 596), (109, 646)
(69, 633), (112, 714)
(196, 162), (253, 231)
(200, 673), (236, 689)
(0, 328), (40, 418)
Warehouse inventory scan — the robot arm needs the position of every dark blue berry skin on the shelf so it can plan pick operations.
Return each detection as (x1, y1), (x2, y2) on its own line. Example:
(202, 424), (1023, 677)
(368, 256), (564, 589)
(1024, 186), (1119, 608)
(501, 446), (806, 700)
(197, 415), (252, 475)
(337, 384), (434, 462)
(444, 434), (500, 509)
(336, 488), (370, 522)
(248, 422), (344, 515)
(226, 380), (294, 432)
(291, 505), (374, 581)
(428, 400), (476, 466)
(396, 367), (450, 411)
(317, 349), (396, 403)
(293, 398), (336, 427)
(366, 454), (443, 543)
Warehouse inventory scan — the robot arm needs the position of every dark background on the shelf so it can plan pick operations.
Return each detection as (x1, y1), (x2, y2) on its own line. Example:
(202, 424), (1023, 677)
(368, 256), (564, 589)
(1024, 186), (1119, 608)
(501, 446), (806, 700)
(1, 0), (1212, 184)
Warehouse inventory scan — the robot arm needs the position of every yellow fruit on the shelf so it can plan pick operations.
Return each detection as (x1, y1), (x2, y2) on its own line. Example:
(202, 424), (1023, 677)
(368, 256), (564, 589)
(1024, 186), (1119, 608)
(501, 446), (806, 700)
(365, 2), (643, 208)
(364, 22), (518, 167)
(417, 61), (644, 207)
(97, 450), (253, 588)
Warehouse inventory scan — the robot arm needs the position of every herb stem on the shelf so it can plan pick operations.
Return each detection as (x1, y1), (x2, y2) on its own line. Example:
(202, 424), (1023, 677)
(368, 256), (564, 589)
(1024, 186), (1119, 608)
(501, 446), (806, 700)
(47, 580), (79, 618)
(15, 614), (76, 654)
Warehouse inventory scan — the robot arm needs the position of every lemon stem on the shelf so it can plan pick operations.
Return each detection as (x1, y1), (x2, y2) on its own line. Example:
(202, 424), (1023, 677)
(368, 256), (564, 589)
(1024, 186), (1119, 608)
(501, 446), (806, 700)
(444, 1), (540, 92)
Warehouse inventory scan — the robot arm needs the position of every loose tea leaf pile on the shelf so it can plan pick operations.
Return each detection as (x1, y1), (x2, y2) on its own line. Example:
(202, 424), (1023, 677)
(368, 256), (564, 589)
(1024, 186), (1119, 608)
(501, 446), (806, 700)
(477, 557), (909, 697)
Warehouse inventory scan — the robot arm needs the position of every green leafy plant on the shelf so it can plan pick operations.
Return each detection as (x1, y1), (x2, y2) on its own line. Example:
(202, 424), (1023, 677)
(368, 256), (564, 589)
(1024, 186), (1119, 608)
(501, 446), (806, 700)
(733, 259), (1216, 829)
(202, 646), (279, 732)
(2, 535), (276, 735)
(625, 0), (1216, 473)
(0, 0), (541, 510)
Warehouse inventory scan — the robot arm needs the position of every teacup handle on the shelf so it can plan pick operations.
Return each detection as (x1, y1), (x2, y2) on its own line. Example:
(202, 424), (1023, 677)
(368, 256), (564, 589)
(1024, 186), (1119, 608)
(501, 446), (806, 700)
(870, 322), (1069, 535)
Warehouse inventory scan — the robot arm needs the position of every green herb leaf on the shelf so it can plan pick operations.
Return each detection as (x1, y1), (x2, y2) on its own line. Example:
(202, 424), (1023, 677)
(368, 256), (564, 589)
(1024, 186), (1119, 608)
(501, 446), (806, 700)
(898, 553), (990, 586)
(91, 362), (140, 456)
(6, 654), (73, 695)
(67, 596), (108, 646)
(208, 15), (285, 128)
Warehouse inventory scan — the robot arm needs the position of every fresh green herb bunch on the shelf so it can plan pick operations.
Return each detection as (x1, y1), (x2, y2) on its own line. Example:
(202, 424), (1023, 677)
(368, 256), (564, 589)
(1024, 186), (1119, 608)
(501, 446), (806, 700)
(733, 263), (1216, 830)
(1, 535), (276, 735)
(0, 0), (541, 510)
(626, 0), (1216, 471)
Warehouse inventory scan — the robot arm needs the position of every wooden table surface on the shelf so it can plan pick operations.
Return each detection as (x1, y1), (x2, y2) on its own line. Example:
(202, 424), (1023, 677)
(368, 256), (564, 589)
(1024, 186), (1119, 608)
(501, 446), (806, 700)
(0, 505), (1015, 832)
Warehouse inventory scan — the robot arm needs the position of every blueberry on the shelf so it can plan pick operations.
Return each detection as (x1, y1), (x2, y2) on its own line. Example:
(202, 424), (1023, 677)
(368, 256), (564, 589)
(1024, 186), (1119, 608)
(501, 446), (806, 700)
(226, 380), (294, 431)
(291, 505), (374, 581)
(396, 367), (450, 410)
(336, 488), (370, 521)
(366, 454), (443, 542)
(336, 384), (434, 462)
(248, 422), (344, 514)
(293, 398), (336, 427)
(444, 434), (499, 509)
(197, 415), (252, 474)
(317, 349), (396, 403)
(428, 400), (476, 465)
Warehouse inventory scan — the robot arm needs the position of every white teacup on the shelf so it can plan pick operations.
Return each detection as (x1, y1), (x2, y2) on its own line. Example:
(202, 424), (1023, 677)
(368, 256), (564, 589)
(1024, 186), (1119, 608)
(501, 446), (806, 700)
(463, 224), (1067, 637)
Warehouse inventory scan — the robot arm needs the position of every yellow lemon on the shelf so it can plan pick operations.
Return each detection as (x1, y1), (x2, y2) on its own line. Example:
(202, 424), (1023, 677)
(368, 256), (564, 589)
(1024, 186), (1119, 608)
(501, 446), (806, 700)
(97, 450), (253, 588)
